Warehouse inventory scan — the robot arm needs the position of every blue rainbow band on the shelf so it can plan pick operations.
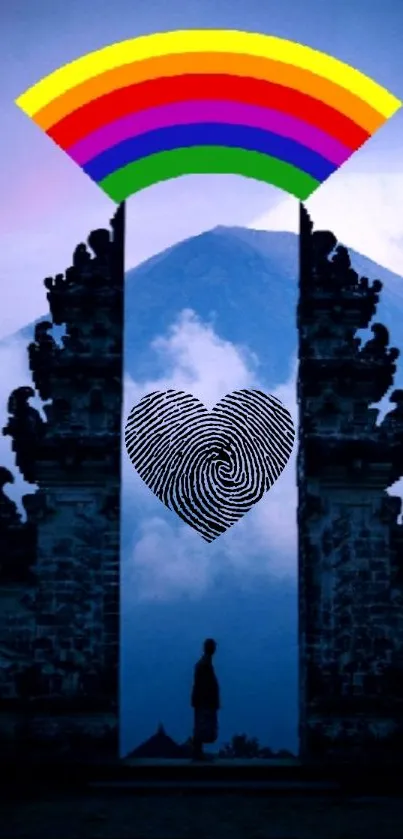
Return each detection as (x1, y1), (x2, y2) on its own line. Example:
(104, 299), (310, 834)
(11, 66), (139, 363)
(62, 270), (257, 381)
(82, 123), (338, 183)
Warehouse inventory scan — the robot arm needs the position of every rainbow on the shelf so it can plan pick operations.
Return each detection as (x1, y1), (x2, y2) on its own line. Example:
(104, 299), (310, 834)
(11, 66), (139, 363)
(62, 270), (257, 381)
(16, 30), (401, 202)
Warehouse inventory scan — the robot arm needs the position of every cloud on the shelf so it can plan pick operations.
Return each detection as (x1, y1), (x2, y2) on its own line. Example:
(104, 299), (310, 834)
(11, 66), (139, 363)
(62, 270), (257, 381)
(240, 366), (297, 563)
(249, 173), (403, 277)
(124, 516), (214, 602)
(123, 310), (297, 602)
(0, 311), (297, 593)
(124, 308), (261, 411)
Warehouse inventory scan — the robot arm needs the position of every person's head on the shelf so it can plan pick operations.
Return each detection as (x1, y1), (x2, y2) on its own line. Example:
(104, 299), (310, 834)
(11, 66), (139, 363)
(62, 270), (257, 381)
(203, 638), (217, 657)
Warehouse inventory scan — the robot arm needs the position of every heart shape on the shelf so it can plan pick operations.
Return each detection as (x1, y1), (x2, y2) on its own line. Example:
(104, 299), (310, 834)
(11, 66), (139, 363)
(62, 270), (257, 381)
(125, 389), (295, 542)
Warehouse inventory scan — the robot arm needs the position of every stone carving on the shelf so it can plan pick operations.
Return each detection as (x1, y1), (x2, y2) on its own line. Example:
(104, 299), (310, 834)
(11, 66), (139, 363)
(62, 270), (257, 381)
(0, 468), (35, 584)
(2, 386), (45, 484)
(28, 320), (58, 401)
(0, 204), (125, 757)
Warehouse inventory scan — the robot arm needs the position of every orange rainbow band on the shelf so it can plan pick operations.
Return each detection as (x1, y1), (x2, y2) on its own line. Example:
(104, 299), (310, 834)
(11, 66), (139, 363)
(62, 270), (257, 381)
(34, 53), (385, 134)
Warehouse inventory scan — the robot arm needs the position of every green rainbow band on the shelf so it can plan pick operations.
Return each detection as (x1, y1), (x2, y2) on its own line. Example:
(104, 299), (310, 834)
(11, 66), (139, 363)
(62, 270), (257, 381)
(98, 146), (319, 202)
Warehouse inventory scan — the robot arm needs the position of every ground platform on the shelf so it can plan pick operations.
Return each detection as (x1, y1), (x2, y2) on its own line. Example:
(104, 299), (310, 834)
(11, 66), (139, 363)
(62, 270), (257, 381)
(2, 786), (403, 839)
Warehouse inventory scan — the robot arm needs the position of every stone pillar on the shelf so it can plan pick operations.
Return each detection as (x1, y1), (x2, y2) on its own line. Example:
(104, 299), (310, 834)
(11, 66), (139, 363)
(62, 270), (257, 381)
(298, 204), (403, 762)
(0, 204), (125, 760)
(0, 468), (37, 755)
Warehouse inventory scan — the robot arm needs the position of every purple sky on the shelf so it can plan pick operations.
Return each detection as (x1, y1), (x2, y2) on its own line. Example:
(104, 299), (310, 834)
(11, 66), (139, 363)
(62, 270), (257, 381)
(1, 0), (402, 336)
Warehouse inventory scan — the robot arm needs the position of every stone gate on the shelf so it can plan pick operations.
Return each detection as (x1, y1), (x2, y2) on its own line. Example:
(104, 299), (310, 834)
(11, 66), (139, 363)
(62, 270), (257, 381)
(0, 202), (402, 762)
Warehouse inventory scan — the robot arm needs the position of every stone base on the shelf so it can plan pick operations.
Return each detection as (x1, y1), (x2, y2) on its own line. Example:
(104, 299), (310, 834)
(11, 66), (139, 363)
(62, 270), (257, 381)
(303, 714), (403, 762)
(0, 710), (118, 762)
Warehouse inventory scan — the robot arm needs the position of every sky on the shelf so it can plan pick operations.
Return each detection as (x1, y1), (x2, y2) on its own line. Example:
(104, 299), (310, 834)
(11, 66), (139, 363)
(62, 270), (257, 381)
(0, 0), (403, 754)
(1, 0), (403, 337)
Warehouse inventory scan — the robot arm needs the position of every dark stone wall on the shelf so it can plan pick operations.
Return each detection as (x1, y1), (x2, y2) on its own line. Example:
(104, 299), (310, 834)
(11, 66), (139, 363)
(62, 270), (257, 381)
(0, 204), (125, 760)
(298, 204), (403, 762)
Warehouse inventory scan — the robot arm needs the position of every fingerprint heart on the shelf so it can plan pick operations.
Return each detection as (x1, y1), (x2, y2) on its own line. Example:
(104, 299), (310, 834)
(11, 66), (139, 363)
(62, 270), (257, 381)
(125, 389), (295, 542)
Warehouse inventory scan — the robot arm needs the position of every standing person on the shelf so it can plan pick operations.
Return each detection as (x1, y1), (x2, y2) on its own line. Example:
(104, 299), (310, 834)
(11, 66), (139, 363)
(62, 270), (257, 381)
(191, 638), (220, 761)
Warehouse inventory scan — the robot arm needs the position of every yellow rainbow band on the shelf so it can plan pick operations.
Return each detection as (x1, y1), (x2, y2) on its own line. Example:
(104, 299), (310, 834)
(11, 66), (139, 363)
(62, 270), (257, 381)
(16, 29), (401, 120)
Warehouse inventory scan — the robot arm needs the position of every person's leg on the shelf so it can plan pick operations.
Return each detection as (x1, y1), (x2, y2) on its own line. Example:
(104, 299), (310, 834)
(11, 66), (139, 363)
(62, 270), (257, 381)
(192, 709), (202, 759)
(192, 735), (204, 760)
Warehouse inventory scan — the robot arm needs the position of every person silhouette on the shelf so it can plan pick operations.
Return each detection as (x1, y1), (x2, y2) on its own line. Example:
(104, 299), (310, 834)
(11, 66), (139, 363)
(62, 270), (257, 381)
(191, 638), (220, 761)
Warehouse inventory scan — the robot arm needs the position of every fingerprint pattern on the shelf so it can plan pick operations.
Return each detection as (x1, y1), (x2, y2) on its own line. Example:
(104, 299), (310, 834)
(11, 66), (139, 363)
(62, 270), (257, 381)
(125, 389), (295, 542)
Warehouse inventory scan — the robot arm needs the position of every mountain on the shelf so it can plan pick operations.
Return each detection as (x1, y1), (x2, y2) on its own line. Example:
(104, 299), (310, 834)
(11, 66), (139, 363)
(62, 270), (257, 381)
(124, 227), (298, 385)
(123, 226), (403, 389)
(126, 723), (189, 759)
(9, 226), (403, 390)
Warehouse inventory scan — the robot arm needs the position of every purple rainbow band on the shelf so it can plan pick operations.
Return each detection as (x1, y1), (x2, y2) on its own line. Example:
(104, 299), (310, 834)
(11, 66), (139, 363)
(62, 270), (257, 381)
(68, 100), (352, 167)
